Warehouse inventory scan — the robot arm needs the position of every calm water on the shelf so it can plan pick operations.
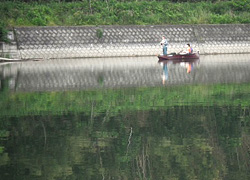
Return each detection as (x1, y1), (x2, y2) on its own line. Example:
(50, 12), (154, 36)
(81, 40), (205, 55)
(1, 54), (250, 180)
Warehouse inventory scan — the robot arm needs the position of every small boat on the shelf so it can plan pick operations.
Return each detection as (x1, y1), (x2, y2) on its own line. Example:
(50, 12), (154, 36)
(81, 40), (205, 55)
(158, 58), (200, 65)
(158, 52), (199, 61)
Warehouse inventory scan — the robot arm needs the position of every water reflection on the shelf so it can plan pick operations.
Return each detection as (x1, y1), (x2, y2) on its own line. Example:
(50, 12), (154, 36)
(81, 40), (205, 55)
(1, 106), (250, 179)
(159, 58), (200, 84)
(0, 54), (250, 180)
(0, 54), (250, 92)
(162, 63), (168, 84)
(0, 57), (162, 92)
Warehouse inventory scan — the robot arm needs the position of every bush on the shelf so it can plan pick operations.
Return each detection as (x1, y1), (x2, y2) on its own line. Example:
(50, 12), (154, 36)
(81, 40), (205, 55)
(230, 0), (250, 11)
(210, 14), (235, 24)
(0, 22), (9, 43)
(211, 1), (231, 15)
(26, 6), (52, 26)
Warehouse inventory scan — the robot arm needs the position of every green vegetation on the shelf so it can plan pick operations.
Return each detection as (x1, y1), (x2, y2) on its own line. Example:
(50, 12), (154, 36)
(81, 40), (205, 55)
(1, 81), (250, 117)
(1, 79), (250, 179)
(96, 28), (103, 39)
(0, 2), (250, 178)
(0, 94), (250, 179)
(0, 0), (250, 42)
(0, 22), (9, 43)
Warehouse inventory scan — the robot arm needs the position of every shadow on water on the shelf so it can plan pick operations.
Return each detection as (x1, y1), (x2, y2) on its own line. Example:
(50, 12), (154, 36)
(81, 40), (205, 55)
(0, 54), (250, 180)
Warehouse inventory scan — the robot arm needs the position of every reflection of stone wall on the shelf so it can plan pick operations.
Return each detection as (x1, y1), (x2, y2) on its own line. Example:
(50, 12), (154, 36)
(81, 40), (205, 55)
(13, 24), (250, 59)
(9, 57), (163, 91)
(1, 55), (250, 92)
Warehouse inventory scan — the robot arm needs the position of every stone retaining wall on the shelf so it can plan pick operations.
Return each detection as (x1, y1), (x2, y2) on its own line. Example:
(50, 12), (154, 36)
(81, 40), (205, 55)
(3, 24), (250, 59)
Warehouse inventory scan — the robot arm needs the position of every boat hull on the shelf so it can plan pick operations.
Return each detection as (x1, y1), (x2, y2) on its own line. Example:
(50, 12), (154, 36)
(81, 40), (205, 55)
(158, 53), (199, 61)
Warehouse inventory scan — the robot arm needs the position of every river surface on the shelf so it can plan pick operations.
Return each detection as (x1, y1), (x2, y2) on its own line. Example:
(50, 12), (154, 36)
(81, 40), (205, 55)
(0, 54), (250, 180)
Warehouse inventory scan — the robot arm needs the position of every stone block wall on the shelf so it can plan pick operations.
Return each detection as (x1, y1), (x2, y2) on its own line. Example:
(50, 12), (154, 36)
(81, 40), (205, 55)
(194, 24), (250, 54)
(10, 24), (250, 59)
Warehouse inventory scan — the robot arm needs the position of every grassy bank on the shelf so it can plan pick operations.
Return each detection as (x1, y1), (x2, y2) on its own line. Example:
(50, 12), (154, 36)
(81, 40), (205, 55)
(0, 0), (249, 42)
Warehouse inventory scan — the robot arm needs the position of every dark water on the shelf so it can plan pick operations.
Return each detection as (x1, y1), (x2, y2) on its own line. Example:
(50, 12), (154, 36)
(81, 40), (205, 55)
(1, 54), (250, 180)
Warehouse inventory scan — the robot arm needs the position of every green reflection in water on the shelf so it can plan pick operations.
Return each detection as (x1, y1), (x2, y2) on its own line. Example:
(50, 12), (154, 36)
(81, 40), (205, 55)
(1, 82), (250, 117)
(0, 82), (250, 180)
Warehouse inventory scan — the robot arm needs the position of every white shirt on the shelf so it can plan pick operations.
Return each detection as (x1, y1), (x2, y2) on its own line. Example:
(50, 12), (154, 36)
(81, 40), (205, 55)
(160, 39), (168, 47)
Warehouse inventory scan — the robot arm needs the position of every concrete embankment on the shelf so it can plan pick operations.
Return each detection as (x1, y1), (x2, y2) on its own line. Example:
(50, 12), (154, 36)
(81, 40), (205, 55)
(1, 24), (250, 59)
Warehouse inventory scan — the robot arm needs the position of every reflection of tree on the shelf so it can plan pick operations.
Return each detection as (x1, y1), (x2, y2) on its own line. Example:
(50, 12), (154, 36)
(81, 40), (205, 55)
(1, 84), (250, 179)
(2, 81), (250, 117)
(231, 134), (250, 179)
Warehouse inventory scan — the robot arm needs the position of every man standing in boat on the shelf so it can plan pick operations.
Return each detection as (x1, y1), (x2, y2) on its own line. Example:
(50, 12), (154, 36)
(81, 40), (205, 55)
(160, 35), (168, 55)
